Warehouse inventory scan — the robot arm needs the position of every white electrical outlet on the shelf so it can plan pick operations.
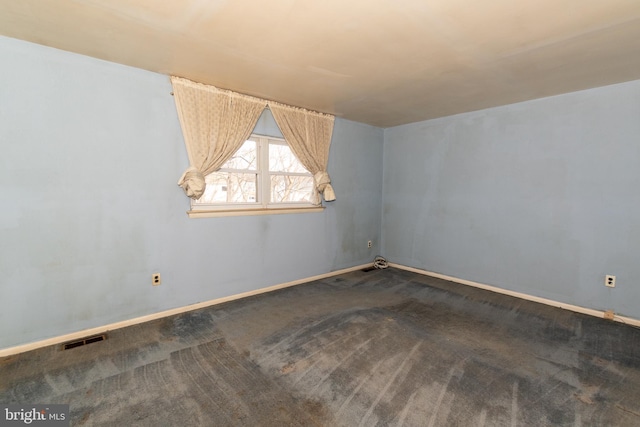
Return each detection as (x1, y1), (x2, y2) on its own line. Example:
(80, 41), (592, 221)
(367, 240), (372, 248)
(605, 275), (616, 288)
(152, 273), (161, 286)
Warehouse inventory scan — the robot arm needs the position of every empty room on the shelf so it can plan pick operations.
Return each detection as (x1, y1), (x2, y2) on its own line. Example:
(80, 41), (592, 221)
(2, 1), (640, 425)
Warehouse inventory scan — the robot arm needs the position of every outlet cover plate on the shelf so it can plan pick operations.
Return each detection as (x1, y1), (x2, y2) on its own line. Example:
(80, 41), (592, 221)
(605, 275), (616, 288)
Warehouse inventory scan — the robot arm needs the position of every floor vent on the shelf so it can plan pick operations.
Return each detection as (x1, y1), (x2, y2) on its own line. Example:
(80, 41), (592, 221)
(61, 334), (107, 350)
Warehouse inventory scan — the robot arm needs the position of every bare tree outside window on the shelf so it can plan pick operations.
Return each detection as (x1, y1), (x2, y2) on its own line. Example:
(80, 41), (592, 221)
(193, 136), (314, 209)
(269, 142), (314, 203)
(197, 140), (258, 203)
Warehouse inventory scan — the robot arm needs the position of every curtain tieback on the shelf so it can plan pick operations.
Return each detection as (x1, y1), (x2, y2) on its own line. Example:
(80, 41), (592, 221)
(178, 167), (206, 199)
(314, 171), (336, 202)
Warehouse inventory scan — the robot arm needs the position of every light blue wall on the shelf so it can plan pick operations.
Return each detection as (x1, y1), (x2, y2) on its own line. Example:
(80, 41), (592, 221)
(383, 79), (640, 318)
(0, 36), (383, 349)
(4, 33), (637, 350)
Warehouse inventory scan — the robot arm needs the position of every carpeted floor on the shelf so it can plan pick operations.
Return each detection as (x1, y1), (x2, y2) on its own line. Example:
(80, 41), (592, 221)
(2, 267), (640, 426)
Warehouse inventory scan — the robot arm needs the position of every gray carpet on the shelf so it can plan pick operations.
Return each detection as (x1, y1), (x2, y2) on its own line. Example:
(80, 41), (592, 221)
(2, 268), (640, 426)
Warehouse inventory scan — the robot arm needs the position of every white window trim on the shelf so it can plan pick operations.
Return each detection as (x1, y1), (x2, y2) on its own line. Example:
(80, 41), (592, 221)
(187, 134), (320, 217)
(186, 206), (324, 218)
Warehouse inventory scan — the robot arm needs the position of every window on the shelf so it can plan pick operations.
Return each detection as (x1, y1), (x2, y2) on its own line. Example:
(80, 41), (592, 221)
(191, 135), (316, 212)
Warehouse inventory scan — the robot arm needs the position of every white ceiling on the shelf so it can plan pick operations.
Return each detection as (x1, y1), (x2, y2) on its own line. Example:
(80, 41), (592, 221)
(2, 0), (640, 127)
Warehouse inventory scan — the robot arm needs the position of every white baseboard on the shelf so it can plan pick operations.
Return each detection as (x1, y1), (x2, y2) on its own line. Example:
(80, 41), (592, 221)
(0, 263), (373, 357)
(390, 263), (640, 328)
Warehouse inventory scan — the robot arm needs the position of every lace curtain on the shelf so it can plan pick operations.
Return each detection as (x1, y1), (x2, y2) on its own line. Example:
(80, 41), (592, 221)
(171, 76), (336, 204)
(171, 77), (266, 199)
(268, 102), (336, 205)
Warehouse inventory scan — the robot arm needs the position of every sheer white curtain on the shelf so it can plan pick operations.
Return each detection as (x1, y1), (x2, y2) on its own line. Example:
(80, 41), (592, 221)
(171, 77), (266, 199)
(268, 102), (336, 205)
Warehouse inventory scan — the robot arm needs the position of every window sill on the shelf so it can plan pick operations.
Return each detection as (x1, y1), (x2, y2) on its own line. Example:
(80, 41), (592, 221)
(187, 206), (325, 218)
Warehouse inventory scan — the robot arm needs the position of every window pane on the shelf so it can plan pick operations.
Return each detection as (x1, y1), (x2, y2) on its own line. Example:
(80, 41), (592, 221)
(270, 175), (314, 203)
(269, 143), (309, 173)
(197, 172), (257, 203)
(222, 140), (257, 170)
